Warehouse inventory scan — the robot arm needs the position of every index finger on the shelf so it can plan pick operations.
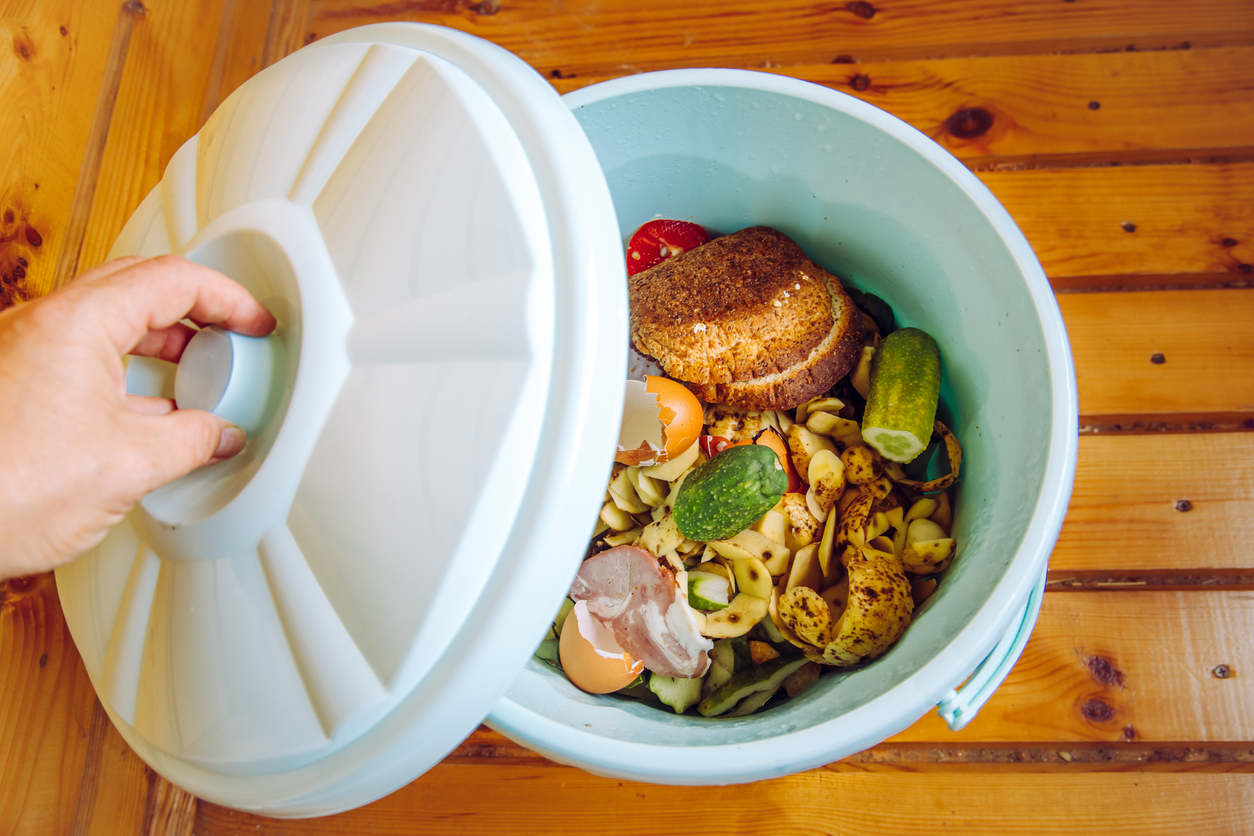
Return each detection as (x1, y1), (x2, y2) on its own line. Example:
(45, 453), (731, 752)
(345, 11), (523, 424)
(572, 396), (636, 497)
(79, 255), (277, 355)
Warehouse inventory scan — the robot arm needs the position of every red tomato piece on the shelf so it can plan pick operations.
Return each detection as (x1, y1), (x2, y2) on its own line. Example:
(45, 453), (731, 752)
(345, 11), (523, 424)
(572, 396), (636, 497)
(699, 435), (732, 458)
(626, 220), (712, 276)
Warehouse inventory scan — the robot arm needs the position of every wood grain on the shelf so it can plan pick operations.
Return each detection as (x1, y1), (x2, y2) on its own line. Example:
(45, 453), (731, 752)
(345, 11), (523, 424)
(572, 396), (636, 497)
(140, 774), (196, 836)
(892, 591), (1254, 744)
(792, 46), (1254, 167)
(196, 764), (1254, 835)
(199, 0), (267, 126)
(309, 0), (1254, 71)
(1051, 433), (1254, 573)
(980, 163), (1254, 286)
(0, 0), (120, 305)
(1061, 288), (1254, 421)
(50, 0), (143, 291)
(74, 0), (232, 275)
(262, 0), (312, 68)
(554, 46), (1254, 168)
(3, 0), (1253, 833)
(0, 573), (149, 835)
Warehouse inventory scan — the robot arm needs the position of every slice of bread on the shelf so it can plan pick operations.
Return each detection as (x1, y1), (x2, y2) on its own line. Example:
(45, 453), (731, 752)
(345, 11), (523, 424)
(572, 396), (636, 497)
(629, 226), (862, 410)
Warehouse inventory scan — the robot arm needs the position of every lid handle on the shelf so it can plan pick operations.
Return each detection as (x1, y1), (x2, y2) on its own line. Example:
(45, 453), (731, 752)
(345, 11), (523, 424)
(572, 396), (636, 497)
(174, 325), (284, 436)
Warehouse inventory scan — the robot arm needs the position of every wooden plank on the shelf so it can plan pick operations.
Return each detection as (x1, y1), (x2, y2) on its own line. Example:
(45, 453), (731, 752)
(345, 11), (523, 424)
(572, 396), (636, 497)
(1050, 433), (1254, 573)
(140, 776), (196, 836)
(199, 0), (271, 125)
(308, 0), (1254, 73)
(196, 764), (1254, 835)
(892, 591), (1254, 744)
(981, 163), (1254, 286)
(50, 0), (144, 291)
(74, 0), (230, 276)
(0, 0), (122, 306)
(450, 593), (1254, 748)
(0, 574), (150, 835)
(1061, 288), (1254, 421)
(554, 47), (1254, 168)
(262, 0), (313, 68)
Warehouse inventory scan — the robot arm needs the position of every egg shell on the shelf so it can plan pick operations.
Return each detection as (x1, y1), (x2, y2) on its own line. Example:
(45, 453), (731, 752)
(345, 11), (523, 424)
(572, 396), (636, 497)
(615, 376), (703, 466)
(559, 600), (644, 694)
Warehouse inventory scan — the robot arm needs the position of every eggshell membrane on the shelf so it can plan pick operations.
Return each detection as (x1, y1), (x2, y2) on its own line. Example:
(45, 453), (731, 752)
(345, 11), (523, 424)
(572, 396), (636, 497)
(615, 376), (703, 466)
(559, 600), (644, 694)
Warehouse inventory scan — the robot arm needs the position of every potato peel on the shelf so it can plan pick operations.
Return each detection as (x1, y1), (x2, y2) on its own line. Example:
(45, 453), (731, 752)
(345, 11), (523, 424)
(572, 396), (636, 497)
(820, 549), (914, 667)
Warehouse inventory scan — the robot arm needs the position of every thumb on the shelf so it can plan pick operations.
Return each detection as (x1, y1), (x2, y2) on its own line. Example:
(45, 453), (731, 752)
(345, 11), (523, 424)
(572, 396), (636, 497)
(126, 409), (248, 494)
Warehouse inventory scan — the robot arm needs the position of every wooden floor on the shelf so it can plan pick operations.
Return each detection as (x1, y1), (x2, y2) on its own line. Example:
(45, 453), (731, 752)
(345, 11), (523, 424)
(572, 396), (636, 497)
(2, 0), (1253, 832)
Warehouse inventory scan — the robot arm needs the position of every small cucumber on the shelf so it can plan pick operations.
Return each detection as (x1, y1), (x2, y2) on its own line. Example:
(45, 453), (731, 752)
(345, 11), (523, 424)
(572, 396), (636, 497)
(673, 445), (788, 541)
(648, 672), (706, 714)
(688, 571), (731, 611)
(861, 327), (942, 464)
(697, 655), (808, 717)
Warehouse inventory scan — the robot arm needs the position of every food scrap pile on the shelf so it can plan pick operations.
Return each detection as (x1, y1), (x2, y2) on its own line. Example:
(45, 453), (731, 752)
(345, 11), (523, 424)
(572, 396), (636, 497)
(536, 220), (963, 718)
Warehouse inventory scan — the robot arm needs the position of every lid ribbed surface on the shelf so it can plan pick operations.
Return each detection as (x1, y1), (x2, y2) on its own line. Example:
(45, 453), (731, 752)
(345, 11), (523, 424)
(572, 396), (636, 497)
(56, 25), (626, 816)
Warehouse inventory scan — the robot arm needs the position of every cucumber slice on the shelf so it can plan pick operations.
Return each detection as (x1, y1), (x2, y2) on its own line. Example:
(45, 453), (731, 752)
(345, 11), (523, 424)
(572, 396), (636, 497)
(697, 656), (808, 717)
(688, 571), (731, 611)
(648, 672), (706, 714)
(861, 327), (941, 464)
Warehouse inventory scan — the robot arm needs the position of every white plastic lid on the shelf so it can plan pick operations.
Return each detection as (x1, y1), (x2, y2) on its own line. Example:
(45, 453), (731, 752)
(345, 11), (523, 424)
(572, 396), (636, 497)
(55, 23), (626, 816)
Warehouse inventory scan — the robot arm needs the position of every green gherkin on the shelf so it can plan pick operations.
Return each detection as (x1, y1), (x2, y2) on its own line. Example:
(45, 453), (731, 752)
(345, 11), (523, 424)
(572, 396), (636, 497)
(861, 327), (942, 464)
(673, 444), (788, 541)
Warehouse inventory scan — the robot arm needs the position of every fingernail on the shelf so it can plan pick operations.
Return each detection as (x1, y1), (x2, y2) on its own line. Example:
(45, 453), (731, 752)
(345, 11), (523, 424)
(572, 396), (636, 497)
(214, 425), (247, 459)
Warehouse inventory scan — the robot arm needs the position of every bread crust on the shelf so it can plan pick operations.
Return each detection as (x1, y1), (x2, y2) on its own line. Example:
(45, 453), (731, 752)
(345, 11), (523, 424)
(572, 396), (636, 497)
(629, 226), (863, 410)
(629, 227), (832, 384)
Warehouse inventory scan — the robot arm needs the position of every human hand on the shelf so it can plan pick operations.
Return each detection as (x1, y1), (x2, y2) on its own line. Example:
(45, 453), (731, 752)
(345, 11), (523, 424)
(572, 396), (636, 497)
(0, 255), (276, 580)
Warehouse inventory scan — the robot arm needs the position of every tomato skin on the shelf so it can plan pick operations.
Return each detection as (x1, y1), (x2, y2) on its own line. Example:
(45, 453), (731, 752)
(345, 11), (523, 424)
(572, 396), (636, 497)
(626, 220), (712, 276)
(699, 435), (732, 458)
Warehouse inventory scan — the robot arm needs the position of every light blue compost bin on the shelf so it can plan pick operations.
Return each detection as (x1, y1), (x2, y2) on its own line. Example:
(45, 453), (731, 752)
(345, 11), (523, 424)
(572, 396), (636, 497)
(58, 25), (1077, 816)
(486, 69), (1078, 783)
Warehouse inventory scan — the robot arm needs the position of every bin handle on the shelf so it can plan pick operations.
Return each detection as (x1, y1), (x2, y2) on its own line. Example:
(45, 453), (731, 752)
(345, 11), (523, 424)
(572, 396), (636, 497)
(935, 568), (1047, 731)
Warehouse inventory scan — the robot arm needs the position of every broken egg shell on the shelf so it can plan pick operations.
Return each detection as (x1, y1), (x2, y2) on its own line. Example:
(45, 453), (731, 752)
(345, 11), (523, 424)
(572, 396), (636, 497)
(615, 375), (703, 466)
(559, 600), (645, 694)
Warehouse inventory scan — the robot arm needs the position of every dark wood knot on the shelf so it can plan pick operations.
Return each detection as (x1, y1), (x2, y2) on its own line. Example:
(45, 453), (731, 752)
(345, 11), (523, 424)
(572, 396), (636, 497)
(943, 107), (993, 139)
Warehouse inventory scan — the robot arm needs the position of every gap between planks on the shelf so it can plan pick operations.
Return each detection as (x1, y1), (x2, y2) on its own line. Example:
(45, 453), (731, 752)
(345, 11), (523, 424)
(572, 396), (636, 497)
(448, 727), (1254, 770)
(49, 0), (144, 292)
(1048, 572), (1254, 591)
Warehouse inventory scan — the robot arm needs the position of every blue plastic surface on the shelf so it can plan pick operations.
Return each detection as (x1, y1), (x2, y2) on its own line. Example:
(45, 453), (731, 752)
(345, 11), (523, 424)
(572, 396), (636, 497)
(936, 568), (1048, 731)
